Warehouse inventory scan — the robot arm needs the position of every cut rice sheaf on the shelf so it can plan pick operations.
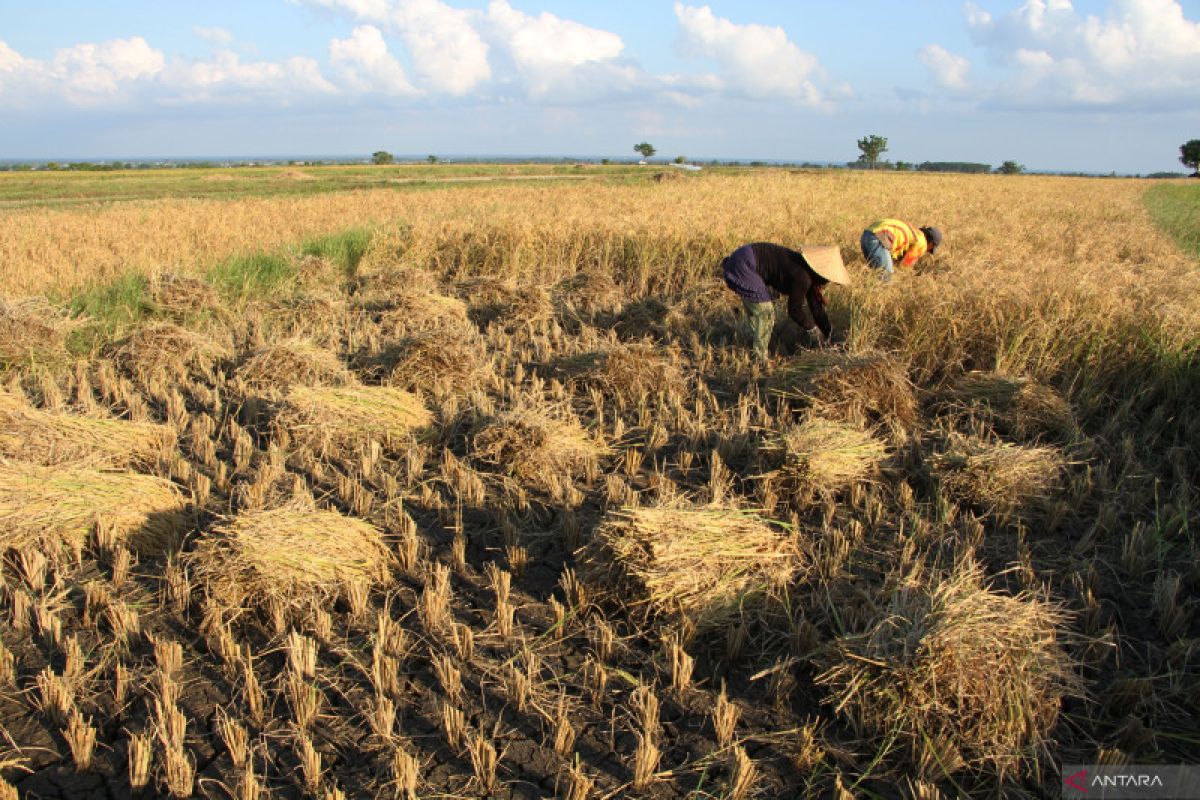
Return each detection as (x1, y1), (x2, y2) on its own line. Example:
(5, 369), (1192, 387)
(578, 505), (803, 631)
(235, 339), (355, 393)
(944, 371), (1078, 442)
(470, 406), (607, 495)
(274, 385), (433, 459)
(109, 322), (232, 384)
(554, 343), (688, 405)
(0, 296), (73, 371)
(769, 350), (918, 433)
(189, 505), (391, 606)
(0, 390), (175, 469)
(760, 417), (888, 503)
(930, 433), (1064, 518)
(0, 460), (189, 553)
(818, 561), (1080, 780)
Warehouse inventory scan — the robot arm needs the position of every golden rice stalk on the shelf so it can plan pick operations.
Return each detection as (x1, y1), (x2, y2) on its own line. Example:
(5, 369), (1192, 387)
(929, 433), (1064, 518)
(817, 560), (1081, 780)
(554, 343), (687, 405)
(0, 296), (73, 371)
(769, 350), (918, 433)
(944, 371), (1078, 442)
(470, 406), (607, 495)
(760, 417), (888, 505)
(379, 329), (492, 393)
(108, 322), (231, 383)
(273, 385), (432, 462)
(0, 461), (188, 553)
(235, 339), (355, 393)
(0, 390), (175, 468)
(578, 505), (803, 632)
(187, 504), (391, 609)
(352, 266), (439, 303)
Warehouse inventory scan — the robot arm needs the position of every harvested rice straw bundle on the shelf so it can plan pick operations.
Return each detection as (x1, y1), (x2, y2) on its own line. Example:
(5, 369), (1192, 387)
(455, 277), (554, 328)
(929, 433), (1064, 518)
(235, 339), (355, 393)
(274, 385), (433, 461)
(108, 322), (232, 384)
(381, 329), (492, 394)
(578, 506), (803, 632)
(0, 390), (175, 469)
(943, 372), (1077, 443)
(373, 292), (470, 337)
(818, 560), (1080, 779)
(470, 406), (608, 495)
(0, 296), (73, 370)
(760, 417), (887, 503)
(149, 273), (221, 320)
(768, 350), (917, 433)
(663, 282), (743, 338)
(552, 271), (624, 316)
(554, 343), (688, 405)
(351, 267), (440, 307)
(0, 461), (189, 553)
(188, 504), (391, 608)
(263, 293), (350, 349)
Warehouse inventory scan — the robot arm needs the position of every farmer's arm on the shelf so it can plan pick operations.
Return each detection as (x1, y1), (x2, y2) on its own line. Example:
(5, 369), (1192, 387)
(900, 238), (928, 268)
(786, 276), (819, 332)
(806, 288), (832, 339)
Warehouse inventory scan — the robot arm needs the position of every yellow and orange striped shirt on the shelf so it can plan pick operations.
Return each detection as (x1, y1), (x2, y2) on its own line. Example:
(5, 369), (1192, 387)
(867, 219), (928, 268)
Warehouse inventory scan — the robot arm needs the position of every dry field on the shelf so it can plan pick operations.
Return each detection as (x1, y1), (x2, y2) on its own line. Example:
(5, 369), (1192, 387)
(0, 168), (1197, 799)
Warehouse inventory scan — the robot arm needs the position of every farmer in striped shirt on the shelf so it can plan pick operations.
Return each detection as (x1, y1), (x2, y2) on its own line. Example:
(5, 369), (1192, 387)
(860, 219), (943, 282)
(721, 243), (851, 364)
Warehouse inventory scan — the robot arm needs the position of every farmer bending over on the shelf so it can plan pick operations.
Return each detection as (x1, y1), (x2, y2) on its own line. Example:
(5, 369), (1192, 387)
(860, 218), (942, 282)
(721, 242), (850, 363)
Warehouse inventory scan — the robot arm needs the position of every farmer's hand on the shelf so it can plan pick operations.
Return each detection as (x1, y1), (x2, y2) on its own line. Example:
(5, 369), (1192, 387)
(806, 327), (829, 349)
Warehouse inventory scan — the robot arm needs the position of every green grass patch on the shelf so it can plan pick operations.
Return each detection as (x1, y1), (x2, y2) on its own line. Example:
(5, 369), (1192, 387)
(1145, 182), (1200, 260)
(301, 228), (373, 278)
(208, 252), (296, 300)
(64, 272), (153, 353)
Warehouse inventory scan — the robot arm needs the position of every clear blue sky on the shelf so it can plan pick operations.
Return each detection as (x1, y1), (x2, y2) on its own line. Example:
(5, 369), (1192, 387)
(2, 0), (1198, 172)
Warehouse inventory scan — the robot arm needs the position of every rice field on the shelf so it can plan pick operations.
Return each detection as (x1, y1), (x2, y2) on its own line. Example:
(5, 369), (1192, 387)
(0, 166), (1197, 798)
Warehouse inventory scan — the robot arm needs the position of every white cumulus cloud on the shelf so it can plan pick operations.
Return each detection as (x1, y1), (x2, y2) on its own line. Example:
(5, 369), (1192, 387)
(166, 50), (337, 102)
(305, 0), (491, 94)
(51, 37), (165, 100)
(193, 26), (234, 46)
(330, 24), (418, 95)
(965, 0), (1200, 110)
(918, 44), (971, 91)
(672, 3), (825, 105)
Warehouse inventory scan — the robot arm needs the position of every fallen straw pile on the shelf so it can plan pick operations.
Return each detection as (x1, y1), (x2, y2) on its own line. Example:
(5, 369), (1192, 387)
(769, 350), (917, 432)
(471, 407), (607, 495)
(373, 292), (470, 337)
(578, 505), (803, 631)
(150, 273), (221, 320)
(0, 461), (189, 553)
(942, 371), (1077, 442)
(554, 343), (688, 405)
(760, 417), (888, 503)
(818, 561), (1079, 780)
(109, 322), (231, 384)
(456, 277), (554, 328)
(274, 385), (433, 459)
(381, 329), (492, 393)
(188, 504), (391, 607)
(0, 390), (175, 468)
(235, 339), (355, 392)
(0, 296), (72, 371)
(929, 433), (1064, 518)
(553, 271), (624, 316)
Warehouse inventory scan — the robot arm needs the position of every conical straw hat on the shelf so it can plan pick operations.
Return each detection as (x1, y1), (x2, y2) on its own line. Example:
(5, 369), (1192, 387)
(799, 245), (851, 285)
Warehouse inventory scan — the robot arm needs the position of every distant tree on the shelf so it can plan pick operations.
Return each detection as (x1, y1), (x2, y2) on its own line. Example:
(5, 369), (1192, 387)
(918, 161), (992, 174)
(856, 135), (888, 170)
(633, 142), (656, 161)
(1180, 139), (1200, 175)
(601, 158), (612, 165)
(997, 160), (1024, 175)
(372, 151), (394, 165)
(674, 155), (686, 164)
(427, 154), (439, 164)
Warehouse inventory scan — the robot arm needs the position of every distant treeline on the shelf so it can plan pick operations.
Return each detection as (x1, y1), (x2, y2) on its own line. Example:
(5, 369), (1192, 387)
(845, 160), (993, 173)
